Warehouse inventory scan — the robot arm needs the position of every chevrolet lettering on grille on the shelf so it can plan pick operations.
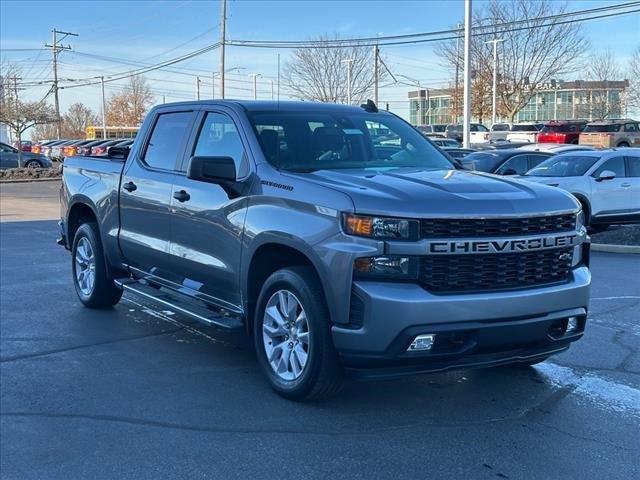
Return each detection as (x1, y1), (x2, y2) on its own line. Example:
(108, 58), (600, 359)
(426, 233), (580, 255)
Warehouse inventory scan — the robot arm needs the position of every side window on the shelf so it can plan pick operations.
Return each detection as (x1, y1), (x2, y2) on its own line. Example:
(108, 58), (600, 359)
(528, 154), (548, 170)
(593, 157), (626, 177)
(624, 123), (638, 133)
(193, 112), (248, 177)
(496, 155), (528, 175)
(143, 112), (192, 171)
(477, 124), (489, 132)
(626, 156), (640, 177)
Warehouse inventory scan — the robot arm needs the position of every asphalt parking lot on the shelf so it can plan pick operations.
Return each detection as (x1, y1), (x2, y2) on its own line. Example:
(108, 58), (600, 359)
(1, 182), (639, 479)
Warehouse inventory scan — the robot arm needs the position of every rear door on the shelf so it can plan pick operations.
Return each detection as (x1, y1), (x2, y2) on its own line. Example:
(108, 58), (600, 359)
(119, 108), (196, 279)
(624, 155), (640, 217)
(0, 143), (20, 169)
(589, 155), (628, 216)
(168, 108), (251, 310)
(623, 122), (640, 147)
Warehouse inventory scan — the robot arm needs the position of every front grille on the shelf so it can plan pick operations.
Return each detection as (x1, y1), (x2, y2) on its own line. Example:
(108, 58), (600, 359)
(420, 214), (576, 238)
(419, 247), (573, 293)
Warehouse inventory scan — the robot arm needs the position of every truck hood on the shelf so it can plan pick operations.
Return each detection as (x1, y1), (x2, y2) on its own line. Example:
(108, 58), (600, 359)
(288, 168), (579, 217)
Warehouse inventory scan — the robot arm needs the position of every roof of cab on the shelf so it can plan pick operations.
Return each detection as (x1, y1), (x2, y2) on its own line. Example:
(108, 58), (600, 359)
(152, 99), (388, 113)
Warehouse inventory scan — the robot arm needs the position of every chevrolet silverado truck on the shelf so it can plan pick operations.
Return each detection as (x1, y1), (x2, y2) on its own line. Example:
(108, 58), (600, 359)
(59, 100), (591, 400)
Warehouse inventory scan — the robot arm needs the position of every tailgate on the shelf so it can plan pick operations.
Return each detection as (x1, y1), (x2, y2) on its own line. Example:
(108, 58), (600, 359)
(507, 132), (537, 143)
(579, 133), (609, 147)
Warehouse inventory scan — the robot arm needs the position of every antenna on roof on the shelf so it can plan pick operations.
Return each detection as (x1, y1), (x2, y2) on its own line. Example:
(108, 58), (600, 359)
(360, 99), (378, 113)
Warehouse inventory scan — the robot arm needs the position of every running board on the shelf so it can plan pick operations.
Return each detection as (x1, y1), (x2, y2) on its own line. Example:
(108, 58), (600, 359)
(115, 279), (244, 330)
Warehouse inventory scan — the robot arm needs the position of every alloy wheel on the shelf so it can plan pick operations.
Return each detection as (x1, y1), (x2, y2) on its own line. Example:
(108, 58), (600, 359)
(75, 237), (96, 296)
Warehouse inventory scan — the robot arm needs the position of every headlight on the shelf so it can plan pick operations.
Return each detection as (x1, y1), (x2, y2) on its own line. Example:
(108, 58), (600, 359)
(343, 213), (418, 240)
(576, 209), (585, 231)
(354, 256), (418, 280)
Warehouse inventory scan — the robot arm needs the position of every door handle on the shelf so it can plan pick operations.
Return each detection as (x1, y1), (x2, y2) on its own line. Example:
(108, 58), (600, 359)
(173, 190), (191, 202)
(621, 183), (632, 188)
(122, 181), (137, 192)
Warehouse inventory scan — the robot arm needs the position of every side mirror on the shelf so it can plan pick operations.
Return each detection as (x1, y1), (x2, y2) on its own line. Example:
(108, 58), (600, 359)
(596, 170), (616, 181)
(502, 168), (518, 176)
(108, 146), (130, 160)
(187, 156), (236, 183)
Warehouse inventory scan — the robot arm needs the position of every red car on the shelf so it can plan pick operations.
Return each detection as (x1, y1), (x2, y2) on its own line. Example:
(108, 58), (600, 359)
(537, 121), (587, 144)
(12, 141), (33, 152)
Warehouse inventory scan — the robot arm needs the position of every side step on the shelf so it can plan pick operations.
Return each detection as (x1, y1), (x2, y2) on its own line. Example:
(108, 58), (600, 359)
(115, 279), (244, 330)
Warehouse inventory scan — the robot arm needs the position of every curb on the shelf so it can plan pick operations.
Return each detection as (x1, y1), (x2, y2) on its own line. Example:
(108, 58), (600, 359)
(591, 243), (640, 254)
(0, 177), (61, 184)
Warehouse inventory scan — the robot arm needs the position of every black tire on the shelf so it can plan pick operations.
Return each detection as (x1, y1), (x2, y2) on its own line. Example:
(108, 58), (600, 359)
(24, 159), (42, 169)
(617, 142), (629, 148)
(71, 222), (123, 308)
(253, 266), (343, 401)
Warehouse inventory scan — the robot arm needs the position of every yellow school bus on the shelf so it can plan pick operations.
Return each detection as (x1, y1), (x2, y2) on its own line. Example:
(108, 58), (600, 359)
(86, 126), (139, 140)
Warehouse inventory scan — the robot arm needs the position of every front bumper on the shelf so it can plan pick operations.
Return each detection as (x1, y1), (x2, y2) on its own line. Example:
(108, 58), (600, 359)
(332, 265), (590, 378)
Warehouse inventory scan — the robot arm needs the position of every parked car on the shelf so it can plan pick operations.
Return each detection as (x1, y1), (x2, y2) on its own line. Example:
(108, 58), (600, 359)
(579, 120), (640, 148)
(521, 149), (639, 228)
(445, 123), (490, 143)
(417, 124), (447, 138)
(63, 140), (96, 159)
(12, 140), (33, 152)
(59, 100), (589, 400)
(518, 143), (595, 154)
(537, 121), (587, 144)
(0, 142), (53, 169)
(31, 140), (55, 155)
(50, 140), (76, 161)
(431, 137), (460, 148)
(95, 139), (134, 156)
(460, 149), (553, 175)
(488, 123), (514, 141)
(506, 123), (544, 143)
(76, 139), (113, 156)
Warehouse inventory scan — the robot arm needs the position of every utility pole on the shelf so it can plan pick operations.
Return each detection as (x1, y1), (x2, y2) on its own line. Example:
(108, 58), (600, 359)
(373, 45), (379, 105)
(219, 0), (227, 99)
(100, 76), (106, 140)
(342, 59), (353, 104)
(271, 80), (274, 100)
(484, 38), (504, 126)
(196, 76), (201, 100)
(45, 28), (78, 139)
(249, 73), (260, 100)
(453, 22), (462, 124)
(6, 76), (22, 146)
(462, 0), (472, 148)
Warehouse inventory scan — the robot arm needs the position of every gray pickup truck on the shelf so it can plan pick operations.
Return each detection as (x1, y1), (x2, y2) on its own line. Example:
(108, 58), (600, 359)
(59, 100), (591, 400)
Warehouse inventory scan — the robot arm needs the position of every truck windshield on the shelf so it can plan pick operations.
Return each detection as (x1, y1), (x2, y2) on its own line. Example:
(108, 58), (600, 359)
(248, 110), (454, 173)
(525, 155), (600, 177)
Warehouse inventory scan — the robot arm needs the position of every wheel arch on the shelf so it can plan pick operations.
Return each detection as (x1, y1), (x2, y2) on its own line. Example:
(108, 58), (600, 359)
(571, 192), (591, 224)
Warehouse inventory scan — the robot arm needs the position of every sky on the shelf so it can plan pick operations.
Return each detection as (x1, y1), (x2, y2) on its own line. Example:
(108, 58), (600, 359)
(1, 0), (639, 137)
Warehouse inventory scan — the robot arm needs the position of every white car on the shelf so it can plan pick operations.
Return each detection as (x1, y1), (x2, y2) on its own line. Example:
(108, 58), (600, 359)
(431, 138), (461, 148)
(517, 143), (595, 154)
(506, 123), (544, 143)
(489, 122), (514, 141)
(520, 148), (640, 228)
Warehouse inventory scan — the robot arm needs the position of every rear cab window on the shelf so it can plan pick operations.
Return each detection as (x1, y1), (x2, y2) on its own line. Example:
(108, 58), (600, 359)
(143, 111), (193, 171)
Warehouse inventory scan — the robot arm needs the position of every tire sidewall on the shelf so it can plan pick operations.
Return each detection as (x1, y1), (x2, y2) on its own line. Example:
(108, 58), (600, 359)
(253, 268), (328, 398)
(71, 223), (114, 306)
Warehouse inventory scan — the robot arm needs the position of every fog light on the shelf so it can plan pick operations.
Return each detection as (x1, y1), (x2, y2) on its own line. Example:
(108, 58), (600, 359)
(566, 316), (579, 334)
(408, 334), (436, 351)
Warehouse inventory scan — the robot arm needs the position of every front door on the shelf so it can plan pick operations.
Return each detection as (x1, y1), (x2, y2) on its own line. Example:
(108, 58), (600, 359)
(589, 155), (628, 216)
(168, 110), (251, 311)
(119, 109), (195, 279)
(624, 155), (640, 217)
(0, 143), (19, 169)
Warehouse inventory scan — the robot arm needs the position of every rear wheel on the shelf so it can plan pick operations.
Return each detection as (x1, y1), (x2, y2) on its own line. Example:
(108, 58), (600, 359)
(617, 142), (629, 148)
(72, 222), (122, 308)
(24, 160), (42, 169)
(254, 266), (343, 401)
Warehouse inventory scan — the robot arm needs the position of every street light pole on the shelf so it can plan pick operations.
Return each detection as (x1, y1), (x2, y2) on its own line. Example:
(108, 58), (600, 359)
(485, 38), (504, 126)
(462, 0), (472, 148)
(100, 76), (107, 139)
(249, 73), (261, 100)
(342, 59), (353, 104)
(196, 76), (201, 100)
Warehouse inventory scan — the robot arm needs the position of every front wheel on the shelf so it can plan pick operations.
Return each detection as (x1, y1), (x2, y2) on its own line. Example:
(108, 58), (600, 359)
(72, 223), (123, 308)
(254, 267), (343, 401)
(24, 160), (42, 169)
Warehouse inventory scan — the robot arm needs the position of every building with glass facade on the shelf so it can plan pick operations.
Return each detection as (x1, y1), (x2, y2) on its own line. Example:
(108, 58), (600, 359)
(408, 80), (629, 126)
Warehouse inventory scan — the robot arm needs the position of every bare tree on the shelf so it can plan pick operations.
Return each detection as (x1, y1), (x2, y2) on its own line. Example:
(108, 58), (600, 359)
(1, 63), (56, 145)
(106, 75), (154, 126)
(62, 102), (99, 138)
(582, 49), (622, 119)
(628, 46), (640, 114)
(284, 35), (386, 104)
(437, 0), (588, 122)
